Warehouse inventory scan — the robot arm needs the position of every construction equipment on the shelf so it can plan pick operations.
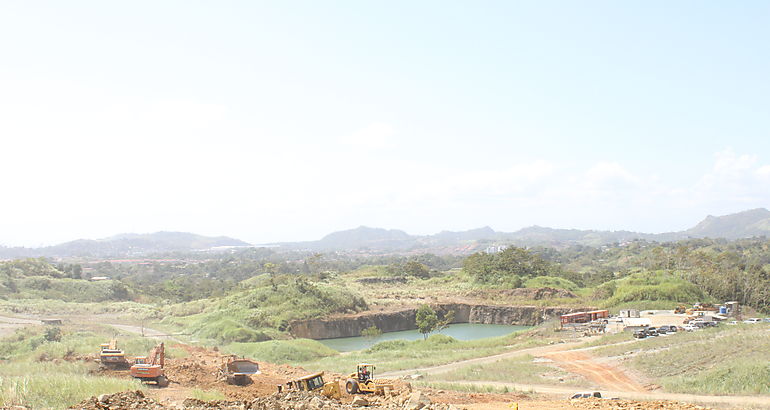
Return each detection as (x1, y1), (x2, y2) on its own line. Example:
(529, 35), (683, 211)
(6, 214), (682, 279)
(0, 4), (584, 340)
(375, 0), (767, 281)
(217, 355), (260, 385)
(674, 305), (687, 314)
(345, 363), (393, 395)
(278, 372), (341, 399)
(99, 339), (129, 369)
(130, 342), (169, 387)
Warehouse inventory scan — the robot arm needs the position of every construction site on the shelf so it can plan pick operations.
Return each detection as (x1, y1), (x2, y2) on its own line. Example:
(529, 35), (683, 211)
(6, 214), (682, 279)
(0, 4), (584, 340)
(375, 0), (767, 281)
(80, 337), (713, 410)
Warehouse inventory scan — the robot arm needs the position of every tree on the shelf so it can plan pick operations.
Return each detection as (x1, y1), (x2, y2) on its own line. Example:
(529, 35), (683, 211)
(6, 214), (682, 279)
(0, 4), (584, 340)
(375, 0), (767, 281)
(404, 261), (430, 278)
(361, 325), (383, 345)
(415, 304), (439, 340)
(44, 326), (62, 342)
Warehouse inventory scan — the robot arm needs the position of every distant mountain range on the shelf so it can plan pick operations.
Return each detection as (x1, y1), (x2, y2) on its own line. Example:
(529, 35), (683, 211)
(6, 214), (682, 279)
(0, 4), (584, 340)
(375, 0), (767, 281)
(2, 208), (769, 259)
(0, 232), (250, 259)
(275, 208), (770, 252)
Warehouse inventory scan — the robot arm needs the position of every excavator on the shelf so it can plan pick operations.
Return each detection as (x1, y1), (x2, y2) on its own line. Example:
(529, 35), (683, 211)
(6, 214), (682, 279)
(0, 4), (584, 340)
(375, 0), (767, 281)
(130, 342), (169, 387)
(98, 339), (129, 369)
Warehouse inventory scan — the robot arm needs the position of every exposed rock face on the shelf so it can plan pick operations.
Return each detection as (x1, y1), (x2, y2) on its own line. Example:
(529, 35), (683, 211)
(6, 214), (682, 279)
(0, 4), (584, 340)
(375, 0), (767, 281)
(289, 303), (591, 339)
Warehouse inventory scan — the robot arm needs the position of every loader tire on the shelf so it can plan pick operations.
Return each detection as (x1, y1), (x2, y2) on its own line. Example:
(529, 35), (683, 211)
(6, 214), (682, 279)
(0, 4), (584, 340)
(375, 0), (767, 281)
(345, 379), (359, 394)
(156, 375), (169, 388)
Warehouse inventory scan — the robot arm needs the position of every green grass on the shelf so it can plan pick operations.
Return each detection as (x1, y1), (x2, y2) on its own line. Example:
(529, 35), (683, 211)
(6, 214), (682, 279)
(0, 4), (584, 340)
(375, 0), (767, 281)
(630, 324), (770, 394)
(524, 276), (578, 291)
(190, 389), (227, 401)
(425, 354), (586, 386)
(600, 270), (707, 308)
(160, 275), (368, 343)
(223, 339), (339, 363)
(0, 362), (145, 409)
(412, 381), (524, 394)
(590, 323), (770, 395)
(0, 324), (185, 362)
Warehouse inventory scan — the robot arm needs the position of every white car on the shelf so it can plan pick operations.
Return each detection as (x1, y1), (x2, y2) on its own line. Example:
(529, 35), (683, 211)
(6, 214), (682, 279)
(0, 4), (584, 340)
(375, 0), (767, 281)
(683, 324), (698, 332)
(743, 318), (762, 324)
(726, 320), (738, 325)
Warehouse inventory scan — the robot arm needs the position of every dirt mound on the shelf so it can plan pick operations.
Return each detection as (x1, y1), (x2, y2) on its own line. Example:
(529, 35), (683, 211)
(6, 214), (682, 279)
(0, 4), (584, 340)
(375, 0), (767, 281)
(570, 398), (709, 409)
(70, 390), (164, 409)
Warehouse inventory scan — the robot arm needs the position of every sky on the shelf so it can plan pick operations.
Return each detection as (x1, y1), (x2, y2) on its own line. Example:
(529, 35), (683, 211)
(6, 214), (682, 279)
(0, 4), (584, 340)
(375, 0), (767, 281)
(1, 1), (770, 247)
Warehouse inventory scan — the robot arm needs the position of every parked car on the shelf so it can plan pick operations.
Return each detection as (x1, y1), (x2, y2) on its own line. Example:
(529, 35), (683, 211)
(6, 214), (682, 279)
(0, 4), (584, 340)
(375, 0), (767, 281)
(658, 325), (675, 334)
(570, 392), (602, 399)
(646, 328), (659, 336)
(683, 324), (698, 332)
(743, 318), (762, 324)
(633, 330), (647, 339)
(726, 320), (738, 325)
(763, 318), (770, 323)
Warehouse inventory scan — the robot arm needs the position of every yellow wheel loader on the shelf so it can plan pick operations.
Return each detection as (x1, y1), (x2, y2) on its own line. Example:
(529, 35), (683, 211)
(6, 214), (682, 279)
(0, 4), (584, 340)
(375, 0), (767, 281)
(345, 363), (393, 395)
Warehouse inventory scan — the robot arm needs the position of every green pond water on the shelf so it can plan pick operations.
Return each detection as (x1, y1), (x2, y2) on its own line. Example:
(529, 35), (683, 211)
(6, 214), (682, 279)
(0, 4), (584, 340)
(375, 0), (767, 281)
(317, 323), (531, 352)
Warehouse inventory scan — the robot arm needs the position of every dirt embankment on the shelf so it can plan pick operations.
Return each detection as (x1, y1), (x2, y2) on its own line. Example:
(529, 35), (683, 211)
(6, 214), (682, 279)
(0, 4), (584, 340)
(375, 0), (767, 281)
(289, 303), (589, 339)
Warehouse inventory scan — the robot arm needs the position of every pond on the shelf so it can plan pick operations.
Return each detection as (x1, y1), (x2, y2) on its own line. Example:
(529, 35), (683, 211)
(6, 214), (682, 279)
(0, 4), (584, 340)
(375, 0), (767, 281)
(317, 323), (531, 352)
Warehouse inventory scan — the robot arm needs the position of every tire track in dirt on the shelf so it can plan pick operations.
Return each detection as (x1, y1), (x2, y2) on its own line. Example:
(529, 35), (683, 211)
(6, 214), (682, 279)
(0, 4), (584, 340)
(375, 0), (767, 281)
(541, 351), (647, 393)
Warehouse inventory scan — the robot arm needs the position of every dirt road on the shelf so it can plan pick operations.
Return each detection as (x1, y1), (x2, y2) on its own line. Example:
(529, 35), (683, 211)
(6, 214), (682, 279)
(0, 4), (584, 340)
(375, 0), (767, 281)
(541, 350), (647, 393)
(0, 314), (42, 337)
(107, 323), (184, 343)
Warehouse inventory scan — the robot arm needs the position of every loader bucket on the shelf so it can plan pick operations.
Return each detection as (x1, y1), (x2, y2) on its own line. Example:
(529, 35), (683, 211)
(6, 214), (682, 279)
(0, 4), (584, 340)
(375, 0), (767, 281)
(230, 359), (260, 375)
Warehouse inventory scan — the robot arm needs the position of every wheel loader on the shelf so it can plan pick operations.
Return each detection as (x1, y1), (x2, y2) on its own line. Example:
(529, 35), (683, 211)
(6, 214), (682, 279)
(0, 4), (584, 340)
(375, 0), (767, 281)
(278, 371), (341, 399)
(98, 339), (129, 369)
(217, 355), (260, 385)
(130, 342), (169, 387)
(344, 363), (393, 395)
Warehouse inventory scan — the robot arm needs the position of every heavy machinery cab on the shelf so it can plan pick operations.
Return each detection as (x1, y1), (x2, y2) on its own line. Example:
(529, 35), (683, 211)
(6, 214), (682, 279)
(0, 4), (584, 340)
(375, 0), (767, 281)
(356, 363), (375, 382)
(345, 363), (392, 395)
(278, 371), (341, 399)
(134, 356), (147, 365)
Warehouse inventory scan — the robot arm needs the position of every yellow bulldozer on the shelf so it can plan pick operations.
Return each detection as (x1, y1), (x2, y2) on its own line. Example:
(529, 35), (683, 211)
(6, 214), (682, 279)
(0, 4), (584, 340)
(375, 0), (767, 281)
(279, 371), (341, 399)
(344, 363), (393, 395)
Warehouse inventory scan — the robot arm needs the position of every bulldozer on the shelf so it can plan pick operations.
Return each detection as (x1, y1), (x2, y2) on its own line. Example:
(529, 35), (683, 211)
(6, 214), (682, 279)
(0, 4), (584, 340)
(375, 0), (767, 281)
(344, 363), (393, 395)
(674, 305), (687, 314)
(217, 355), (260, 385)
(98, 339), (129, 369)
(278, 372), (341, 399)
(130, 342), (169, 387)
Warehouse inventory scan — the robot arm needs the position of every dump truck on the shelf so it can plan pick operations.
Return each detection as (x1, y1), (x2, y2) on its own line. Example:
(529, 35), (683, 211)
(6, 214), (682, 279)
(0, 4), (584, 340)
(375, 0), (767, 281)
(130, 342), (168, 387)
(278, 372), (341, 399)
(218, 355), (260, 385)
(99, 339), (129, 369)
(344, 363), (393, 395)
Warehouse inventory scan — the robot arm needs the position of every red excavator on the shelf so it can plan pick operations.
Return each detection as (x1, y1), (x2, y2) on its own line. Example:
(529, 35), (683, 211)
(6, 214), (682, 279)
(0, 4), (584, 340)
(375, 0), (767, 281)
(130, 342), (169, 387)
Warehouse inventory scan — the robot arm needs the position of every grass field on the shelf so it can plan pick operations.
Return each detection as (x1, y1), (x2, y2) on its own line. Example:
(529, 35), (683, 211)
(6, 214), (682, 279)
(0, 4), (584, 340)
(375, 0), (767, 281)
(0, 361), (145, 409)
(425, 354), (587, 386)
(591, 323), (770, 395)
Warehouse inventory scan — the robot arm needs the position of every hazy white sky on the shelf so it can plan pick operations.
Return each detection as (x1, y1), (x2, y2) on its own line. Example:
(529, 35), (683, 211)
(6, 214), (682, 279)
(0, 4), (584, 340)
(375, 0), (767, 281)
(2, 1), (770, 246)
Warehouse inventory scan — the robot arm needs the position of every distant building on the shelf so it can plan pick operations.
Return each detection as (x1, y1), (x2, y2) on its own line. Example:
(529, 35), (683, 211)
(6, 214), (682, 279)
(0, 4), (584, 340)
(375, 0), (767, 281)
(560, 310), (609, 327)
(619, 309), (640, 318)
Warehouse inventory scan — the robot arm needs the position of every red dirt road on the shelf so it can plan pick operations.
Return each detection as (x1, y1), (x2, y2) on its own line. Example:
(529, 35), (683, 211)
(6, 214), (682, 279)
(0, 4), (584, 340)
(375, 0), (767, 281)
(541, 351), (648, 393)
